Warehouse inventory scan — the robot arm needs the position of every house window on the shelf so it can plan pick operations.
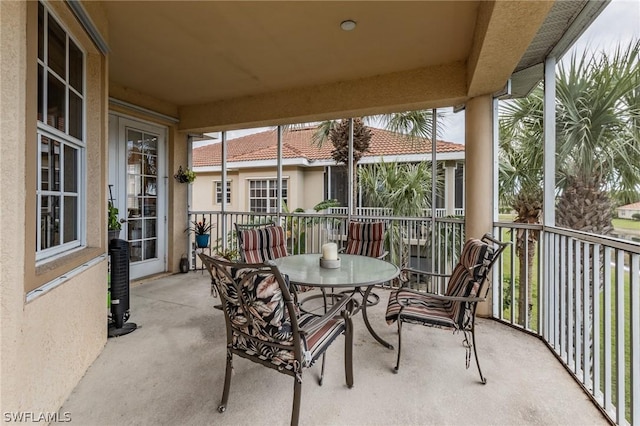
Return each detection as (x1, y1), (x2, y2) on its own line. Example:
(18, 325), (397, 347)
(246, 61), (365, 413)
(249, 179), (287, 213)
(215, 181), (231, 204)
(36, 2), (85, 259)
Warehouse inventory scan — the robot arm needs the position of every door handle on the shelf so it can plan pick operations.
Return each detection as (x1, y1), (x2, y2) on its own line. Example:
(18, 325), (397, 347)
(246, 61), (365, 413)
(120, 218), (128, 223)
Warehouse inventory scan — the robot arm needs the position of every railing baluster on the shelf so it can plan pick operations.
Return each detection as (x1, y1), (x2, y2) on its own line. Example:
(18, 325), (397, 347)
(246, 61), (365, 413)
(631, 253), (639, 425)
(582, 242), (590, 388)
(616, 249), (626, 424)
(574, 241), (581, 374)
(604, 246), (613, 414)
(592, 244), (601, 403)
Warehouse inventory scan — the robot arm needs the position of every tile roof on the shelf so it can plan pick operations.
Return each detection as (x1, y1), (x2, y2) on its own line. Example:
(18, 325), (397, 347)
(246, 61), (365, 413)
(618, 201), (640, 210)
(193, 126), (464, 167)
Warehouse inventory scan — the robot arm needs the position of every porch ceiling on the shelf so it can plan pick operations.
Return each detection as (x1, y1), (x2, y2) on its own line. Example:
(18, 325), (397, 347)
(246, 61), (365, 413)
(101, 1), (598, 133)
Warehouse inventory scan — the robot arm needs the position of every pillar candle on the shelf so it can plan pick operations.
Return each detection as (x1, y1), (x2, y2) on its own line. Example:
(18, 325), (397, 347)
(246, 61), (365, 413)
(322, 242), (338, 260)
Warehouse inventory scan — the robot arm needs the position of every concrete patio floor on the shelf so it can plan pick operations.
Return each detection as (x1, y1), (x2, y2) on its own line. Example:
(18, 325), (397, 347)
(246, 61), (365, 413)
(55, 271), (607, 425)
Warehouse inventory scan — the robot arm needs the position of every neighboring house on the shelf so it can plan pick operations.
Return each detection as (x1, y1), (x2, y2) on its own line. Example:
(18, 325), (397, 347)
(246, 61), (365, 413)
(616, 201), (640, 219)
(191, 126), (465, 214)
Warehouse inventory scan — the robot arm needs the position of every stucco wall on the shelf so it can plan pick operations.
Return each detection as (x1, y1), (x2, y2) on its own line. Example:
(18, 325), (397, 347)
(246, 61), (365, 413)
(192, 166), (315, 212)
(1, 1), (108, 419)
(302, 168), (325, 211)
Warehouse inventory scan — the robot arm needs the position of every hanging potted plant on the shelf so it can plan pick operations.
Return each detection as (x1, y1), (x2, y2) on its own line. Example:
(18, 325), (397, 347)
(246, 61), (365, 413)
(185, 215), (212, 248)
(174, 166), (196, 183)
(108, 202), (122, 241)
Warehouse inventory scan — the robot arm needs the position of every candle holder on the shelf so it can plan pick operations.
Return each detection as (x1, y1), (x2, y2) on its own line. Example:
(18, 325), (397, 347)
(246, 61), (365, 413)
(319, 257), (341, 269)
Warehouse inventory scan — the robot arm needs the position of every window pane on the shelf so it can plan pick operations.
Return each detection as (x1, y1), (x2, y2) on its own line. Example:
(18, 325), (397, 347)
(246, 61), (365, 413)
(63, 145), (77, 192)
(129, 241), (142, 262)
(68, 39), (83, 93)
(47, 14), (66, 78)
(144, 176), (156, 196)
(143, 155), (157, 175)
(63, 196), (77, 242)
(40, 136), (50, 191)
(47, 72), (65, 131)
(127, 130), (143, 154)
(144, 219), (157, 238)
(38, 65), (44, 122)
(143, 197), (156, 217)
(143, 135), (157, 155)
(41, 195), (60, 249)
(38, 3), (44, 60)
(52, 139), (61, 191)
(143, 240), (156, 260)
(69, 91), (82, 139)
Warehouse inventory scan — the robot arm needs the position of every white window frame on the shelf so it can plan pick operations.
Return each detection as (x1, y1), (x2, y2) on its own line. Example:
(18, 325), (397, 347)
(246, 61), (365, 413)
(214, 180), (231, 204)
(248, 179), (288, 213)
(36, 2), (86, 262)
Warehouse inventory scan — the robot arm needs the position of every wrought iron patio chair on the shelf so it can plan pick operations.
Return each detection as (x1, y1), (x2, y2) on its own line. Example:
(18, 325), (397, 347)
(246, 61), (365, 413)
(199, 253), (354, 426)
(385, 233), (509, 383)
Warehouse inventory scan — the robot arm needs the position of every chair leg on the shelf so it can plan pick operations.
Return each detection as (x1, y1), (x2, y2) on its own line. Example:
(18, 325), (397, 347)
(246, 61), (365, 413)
(471, 325), (487, 384)
(291, 376), (302, 426)
(319, 353), (326, 386)
(219, 350), (233, 412)
(343, 310), (354, 388)
(394, 320), (403, 373)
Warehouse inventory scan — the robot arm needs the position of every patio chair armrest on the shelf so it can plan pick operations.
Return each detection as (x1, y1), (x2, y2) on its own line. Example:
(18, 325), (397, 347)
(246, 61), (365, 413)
(299, 293), (351, 336)
(401, 267), (450, 277)
(393, 288), (485, 304)
(400, 267), (450, 283)
(376, 250), (389, 260)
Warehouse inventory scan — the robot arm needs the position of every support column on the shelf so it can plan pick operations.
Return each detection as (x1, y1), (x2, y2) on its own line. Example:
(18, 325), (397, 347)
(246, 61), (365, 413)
(444, 160), (457, 216)
(465, 94), (494, 317)
(465, 95), (494, 239)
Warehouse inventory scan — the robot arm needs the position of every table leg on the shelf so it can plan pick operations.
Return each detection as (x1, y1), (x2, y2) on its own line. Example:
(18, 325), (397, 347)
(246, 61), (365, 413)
(360, 285), (394, 349)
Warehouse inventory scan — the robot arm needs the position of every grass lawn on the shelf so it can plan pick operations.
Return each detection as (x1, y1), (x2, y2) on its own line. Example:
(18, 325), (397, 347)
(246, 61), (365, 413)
(612, 218), (640, 231)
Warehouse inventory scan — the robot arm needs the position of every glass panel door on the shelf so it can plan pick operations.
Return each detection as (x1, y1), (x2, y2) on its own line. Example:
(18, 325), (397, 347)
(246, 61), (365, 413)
(126, 128), (159, 263)
(110, 116), (166, 279)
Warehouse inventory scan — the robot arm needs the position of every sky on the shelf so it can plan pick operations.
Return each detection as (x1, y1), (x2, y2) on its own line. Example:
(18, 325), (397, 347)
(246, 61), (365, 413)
(195, 0), (639, 148)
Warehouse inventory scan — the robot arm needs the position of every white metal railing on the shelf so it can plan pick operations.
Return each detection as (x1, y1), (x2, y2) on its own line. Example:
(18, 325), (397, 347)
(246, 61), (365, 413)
(327, 207), (464, 217)
(494, 222), (640, 425)
(188, 210), (464, 282)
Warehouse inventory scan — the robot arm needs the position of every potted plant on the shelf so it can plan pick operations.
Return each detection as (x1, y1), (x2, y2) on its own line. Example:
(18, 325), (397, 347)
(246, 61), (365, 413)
(185, 215), (213, 248)
(174, 166), (196, 183)
(108, 202), (121, 240)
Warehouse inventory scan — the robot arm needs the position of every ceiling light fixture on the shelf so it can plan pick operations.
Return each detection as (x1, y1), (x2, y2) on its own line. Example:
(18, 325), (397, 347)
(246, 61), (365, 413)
(340, 20), (356, 31)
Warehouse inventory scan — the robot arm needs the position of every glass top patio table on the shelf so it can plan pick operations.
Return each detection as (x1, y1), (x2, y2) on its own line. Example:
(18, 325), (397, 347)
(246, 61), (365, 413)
(273, 253), (400, 349)
(272, 254), (400, 288)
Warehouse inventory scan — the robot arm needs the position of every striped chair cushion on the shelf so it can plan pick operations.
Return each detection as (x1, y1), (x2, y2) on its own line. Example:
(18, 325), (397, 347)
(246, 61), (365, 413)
(455, 238), (493, 283)
(386, 238), (493, 329)
(345, 221), (385, 258)
(385, 288), (456, 329)
(239, 225), (288, 263)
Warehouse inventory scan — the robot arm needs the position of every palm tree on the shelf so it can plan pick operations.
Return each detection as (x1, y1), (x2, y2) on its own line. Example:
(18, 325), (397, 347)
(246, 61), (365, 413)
(555, 41), (640, 234)
(359, 160), (442, 270)
(327, 118), (372, 208)
(499, 92), (544, 325)
(499, 40), (640, 324)
(304, 110), (445, 211)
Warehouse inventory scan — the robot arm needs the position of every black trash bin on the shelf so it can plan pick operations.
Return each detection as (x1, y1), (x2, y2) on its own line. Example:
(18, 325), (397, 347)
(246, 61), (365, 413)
(108, 238), (137, 337)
